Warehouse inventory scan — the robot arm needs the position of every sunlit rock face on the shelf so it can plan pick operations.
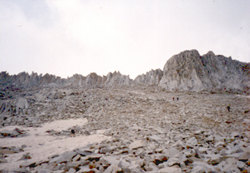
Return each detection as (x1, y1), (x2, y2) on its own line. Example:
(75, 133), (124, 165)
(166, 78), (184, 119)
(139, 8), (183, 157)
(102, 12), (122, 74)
(104, 71), (132, 87)
(159, 50), (249, 92)
(135, 69), (163, 86)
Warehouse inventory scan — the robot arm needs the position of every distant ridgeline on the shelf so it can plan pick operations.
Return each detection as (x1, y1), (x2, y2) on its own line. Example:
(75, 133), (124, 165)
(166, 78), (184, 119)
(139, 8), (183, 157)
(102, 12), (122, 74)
(1, 50), (249, 93)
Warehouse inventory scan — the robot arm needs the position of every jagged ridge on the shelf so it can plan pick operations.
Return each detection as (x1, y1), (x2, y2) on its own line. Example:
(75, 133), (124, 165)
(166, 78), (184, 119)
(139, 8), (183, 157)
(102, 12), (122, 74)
(1, 50), (249, 93)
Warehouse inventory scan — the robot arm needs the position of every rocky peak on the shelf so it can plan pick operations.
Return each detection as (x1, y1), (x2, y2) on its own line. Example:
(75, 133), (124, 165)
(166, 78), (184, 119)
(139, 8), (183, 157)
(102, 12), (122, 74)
(0, 71), (65, 89)
(135, 69), (163, 85)
(205, 51), (215, 57)
(66, 74), (86, 87)
(159, 49), (249, 93)
(85, 73), (104, 88)
(104, 71), (132, 87)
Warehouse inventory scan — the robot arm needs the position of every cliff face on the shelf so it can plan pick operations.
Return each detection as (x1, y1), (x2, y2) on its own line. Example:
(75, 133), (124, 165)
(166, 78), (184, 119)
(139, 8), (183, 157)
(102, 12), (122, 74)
(159, 50), (249, 92)
(135, 69), (163, 86)
(104, 71), (132, 87)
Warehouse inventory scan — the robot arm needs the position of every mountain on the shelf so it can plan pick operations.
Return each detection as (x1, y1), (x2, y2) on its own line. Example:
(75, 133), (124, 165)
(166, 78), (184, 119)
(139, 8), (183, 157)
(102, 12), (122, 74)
(159, 50), (249, 93)
(0, 50), (249, 93)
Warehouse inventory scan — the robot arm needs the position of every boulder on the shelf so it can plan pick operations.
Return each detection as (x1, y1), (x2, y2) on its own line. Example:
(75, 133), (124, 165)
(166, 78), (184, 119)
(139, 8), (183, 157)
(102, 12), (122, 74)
(186, 137), (198, 147)
(49, 151), (77, 164)
(16, 97), (28, 115)
(159, 166), (182, 173)
(129, 140), (145, 150)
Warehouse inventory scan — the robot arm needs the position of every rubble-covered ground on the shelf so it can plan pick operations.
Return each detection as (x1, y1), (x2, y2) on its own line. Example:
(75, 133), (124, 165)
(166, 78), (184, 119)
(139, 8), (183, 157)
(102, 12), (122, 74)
(0, 86), (249, 173)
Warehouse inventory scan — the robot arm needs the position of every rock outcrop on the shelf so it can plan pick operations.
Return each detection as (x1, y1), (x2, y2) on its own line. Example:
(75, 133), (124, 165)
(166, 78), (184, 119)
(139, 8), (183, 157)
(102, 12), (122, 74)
(0, 71), (133, 90)
(66, 74), (86, 88)
(0, 72), (65, 89)
(135, 69), (163, 86)
(16, 97), (28, 115)
(85, 73), (104, 88)
(104, 71), (132, 87)
(159, 50), (249, 92)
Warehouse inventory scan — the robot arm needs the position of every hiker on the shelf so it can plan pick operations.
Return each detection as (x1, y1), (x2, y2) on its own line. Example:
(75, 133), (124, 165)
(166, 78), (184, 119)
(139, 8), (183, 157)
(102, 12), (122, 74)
(71, 129), (75, 137)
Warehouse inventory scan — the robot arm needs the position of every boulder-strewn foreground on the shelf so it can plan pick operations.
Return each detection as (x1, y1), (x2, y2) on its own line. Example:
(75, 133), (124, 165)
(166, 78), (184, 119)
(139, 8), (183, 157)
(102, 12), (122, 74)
(0, 50), (249, 172)
(0, 86), (249, 172)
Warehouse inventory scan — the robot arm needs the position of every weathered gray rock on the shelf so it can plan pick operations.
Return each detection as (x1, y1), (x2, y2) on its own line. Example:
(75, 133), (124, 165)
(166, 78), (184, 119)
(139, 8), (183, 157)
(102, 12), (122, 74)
(186, 137), (198, 147)
(66, 74), (86, 87)
(217, 158), (241, 172)
(158, 166), (182, 173)
(19, 153), (32, 160)
(16, 97), (28, 115)
(0, 101), (15, 114)
(159, 50), (249, 92)
(129, 140), (144, 150)
(49, 151), (76, 163)
(0, 128), (26, 137)
(0, 71), (65, 89)
(78, 166), (96, 173)
(237, 160), (246, 169)
(104, 71), (132, 87)
(0, 65), (249, 172)
(37, 169), (51, 173)
(1, 50), (249, 92)
(167, 157), (181, 167)
(66, 168), (76, 173)
(0, 158), (7, 163)
(238, 151), (249, 162)
(165, 148), (180, 158)
(84, 72), (104, 88)
(207, 154), (221, 165)
(12, 167), (30, 173)
(191, 161), (217, 173)
(135, 69), (163, 86)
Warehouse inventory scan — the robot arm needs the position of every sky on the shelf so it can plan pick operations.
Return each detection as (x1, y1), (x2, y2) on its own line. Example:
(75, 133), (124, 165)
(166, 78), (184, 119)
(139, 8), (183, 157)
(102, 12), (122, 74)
(0, 0), (250, 79)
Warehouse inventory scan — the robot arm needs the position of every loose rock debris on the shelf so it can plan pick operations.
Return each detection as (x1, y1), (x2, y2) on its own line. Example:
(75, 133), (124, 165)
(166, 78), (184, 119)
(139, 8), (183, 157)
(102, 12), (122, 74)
(0, 86), (249, 172)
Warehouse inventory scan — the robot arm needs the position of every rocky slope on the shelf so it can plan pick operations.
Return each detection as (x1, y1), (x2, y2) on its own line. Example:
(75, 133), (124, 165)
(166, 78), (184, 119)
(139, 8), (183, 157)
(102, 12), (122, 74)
(159, 50), (249, 93)
(0, 86), (249, 172)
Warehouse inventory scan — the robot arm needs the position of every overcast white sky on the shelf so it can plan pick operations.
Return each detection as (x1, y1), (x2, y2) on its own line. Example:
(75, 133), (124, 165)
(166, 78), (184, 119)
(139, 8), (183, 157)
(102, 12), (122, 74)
(0, 0), (250, 79)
